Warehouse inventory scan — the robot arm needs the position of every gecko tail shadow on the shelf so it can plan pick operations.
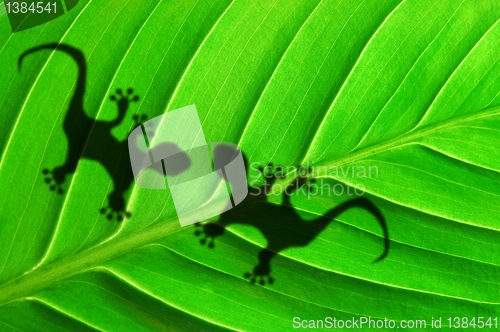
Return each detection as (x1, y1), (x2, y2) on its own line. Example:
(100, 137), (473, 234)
(324, 197), (389, 262)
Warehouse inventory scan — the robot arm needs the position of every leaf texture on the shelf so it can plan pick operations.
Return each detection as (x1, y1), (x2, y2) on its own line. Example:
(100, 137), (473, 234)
(1, 0), (500, 330)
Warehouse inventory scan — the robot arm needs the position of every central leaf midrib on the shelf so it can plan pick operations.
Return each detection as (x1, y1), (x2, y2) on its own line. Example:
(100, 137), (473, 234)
(291, 105), (500, 176)
(0, 217), (181, 307)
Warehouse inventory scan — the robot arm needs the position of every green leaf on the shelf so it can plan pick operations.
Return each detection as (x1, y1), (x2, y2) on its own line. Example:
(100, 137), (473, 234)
(1, 0), (500, 330)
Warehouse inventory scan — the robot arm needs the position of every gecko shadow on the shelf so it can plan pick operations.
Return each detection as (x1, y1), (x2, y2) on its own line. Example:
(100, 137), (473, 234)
(194, 146), (389, 285)
(19, 43), (190, 221)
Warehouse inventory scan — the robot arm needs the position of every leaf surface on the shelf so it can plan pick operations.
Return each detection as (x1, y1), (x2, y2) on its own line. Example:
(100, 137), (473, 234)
(1, 0), (500, 330)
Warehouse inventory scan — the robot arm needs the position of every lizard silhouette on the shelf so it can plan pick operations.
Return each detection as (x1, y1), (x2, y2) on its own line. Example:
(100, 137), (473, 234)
(195, 147), (389, 285)
(19, 43), (189, 221)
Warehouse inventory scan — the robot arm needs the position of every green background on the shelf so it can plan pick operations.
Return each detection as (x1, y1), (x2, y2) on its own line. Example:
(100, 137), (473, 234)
(1, 0), (500, 330)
